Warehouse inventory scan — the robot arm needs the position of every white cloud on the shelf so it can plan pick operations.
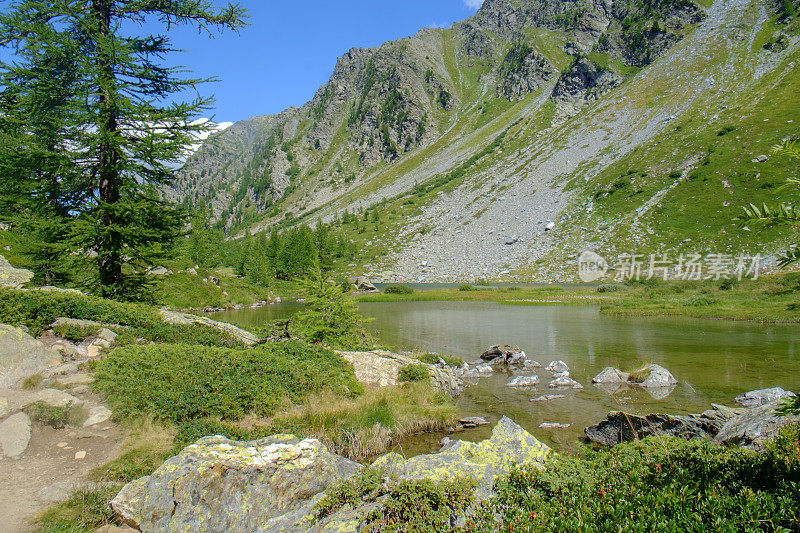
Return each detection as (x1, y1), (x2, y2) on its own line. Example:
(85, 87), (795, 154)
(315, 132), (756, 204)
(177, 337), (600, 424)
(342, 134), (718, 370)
(463, 0), (484, 9)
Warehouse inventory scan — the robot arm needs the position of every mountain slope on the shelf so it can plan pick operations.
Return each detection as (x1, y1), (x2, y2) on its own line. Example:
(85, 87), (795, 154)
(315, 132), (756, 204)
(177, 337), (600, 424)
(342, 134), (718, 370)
(173, 0), (800, 282)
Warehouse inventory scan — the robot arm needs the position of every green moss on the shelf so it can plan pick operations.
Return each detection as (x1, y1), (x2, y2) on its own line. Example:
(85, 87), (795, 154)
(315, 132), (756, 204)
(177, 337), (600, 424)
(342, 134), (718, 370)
(398, 363), (430, 383)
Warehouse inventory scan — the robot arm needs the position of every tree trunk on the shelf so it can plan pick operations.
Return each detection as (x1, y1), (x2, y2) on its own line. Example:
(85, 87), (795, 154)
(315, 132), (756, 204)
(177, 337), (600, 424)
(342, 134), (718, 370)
(93, 0), (122, 295)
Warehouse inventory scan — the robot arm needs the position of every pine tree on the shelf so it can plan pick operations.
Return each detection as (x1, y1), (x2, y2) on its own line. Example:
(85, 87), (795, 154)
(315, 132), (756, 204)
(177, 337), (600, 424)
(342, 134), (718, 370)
(0, 0), (247, 298)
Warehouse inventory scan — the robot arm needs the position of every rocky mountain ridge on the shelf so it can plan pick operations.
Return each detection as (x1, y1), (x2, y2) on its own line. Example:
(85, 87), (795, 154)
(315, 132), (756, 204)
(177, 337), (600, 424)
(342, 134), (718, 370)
(172, 0), (800, 282)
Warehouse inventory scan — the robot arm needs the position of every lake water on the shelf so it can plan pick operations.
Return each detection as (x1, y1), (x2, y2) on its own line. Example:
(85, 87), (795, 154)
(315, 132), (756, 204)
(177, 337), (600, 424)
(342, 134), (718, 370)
(214, 301), (800, 453)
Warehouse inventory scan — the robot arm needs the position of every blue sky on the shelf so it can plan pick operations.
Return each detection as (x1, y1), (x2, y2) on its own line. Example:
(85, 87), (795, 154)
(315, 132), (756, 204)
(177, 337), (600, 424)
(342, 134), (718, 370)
(157, 0), (485, 123)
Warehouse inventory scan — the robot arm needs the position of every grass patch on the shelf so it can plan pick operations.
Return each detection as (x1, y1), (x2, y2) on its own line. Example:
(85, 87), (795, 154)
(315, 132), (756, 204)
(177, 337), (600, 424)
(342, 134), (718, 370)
(90, 418), (175, 483)
(26, 402), (87, 429)
(22, 373), (44, 390)
(33, 486), (119, 533)
(93, 341), (362, 423)
(413, 352), (464, 368)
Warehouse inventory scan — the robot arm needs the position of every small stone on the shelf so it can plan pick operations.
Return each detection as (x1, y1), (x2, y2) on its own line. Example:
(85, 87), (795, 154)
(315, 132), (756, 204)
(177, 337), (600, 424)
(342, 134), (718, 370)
(530, 394), (566, 402)
(539, 422), (571, 430)
(546, 360), (570, 373)
(74, 450), (87, 460)
(83, 405), (112, 427)
(549, 376), (583, 389)
(458, 416), (490, 428)
(57, 442), (69, 448)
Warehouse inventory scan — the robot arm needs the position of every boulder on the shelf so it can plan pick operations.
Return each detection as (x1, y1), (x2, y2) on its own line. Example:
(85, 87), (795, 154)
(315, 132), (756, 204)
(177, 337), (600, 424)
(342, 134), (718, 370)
(159, 309), (259, 346)
(83, 405), (112, 427)
(0, 412), (31, 457)
(371, 417), (549, 489)
(523, 360), (543, 370)
(480, 345), (526, 366)
(546, 360), (570, 373)
(734, 387), (796, 408)
(111, 434), (361, 532)
(0, 324), (61, 389)
(548, 376), (583, 389)
(355, 277), (377, 292)
(637, 364), (678, 388)
(0, 254), (34, 288)
(506, 375), (540, 388)
(97, 328), (118, 344)
(461, 363), (495, 379)
(592, 367), (630, 384)
(713, 401), (800, 450)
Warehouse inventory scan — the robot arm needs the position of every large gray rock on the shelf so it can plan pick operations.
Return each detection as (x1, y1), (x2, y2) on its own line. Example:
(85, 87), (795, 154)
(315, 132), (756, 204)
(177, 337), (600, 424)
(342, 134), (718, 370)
(0, 254), (33, 288)
(586, 401), (799, 451)
(112, 434), (361, 532)
(0, 324), (61, 389)
(713, 401), (800, 450)
(0, 412), (32, 457)
(158, 309), (259, 346)
(734, 387), (796, 408)
(338, 350), (464, 395)
(480, 345), (526, 366)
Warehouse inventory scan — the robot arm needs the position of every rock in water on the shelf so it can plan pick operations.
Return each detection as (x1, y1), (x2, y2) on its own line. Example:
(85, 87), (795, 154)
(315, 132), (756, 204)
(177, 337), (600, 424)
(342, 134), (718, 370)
(734, 387), (796, 408)
(506, 375), (540, 388)
(638, 364), (678, 388)
(459, 416), (490, 428)
(0, 254), (34, 288)
(530, 394), (566, 402)
(0, 412), (31, 457)
(546, 360), (570, 373)
(371, 417), (549, 488)
(548, 376), (583, 389)
(592, 367), (630, 384)
(480, 345), (526, 365)
(0, 324), (61, 389)
(111, 435), (361, 532)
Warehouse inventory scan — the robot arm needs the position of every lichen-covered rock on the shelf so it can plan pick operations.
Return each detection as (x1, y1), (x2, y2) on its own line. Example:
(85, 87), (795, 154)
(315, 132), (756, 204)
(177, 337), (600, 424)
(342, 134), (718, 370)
(0, 324), (61, 389)
(370, 416), (549, 489)
(111, 434), (361, 532)
(0, 254), (33, 289)
(734, 387), (796, 408)
(158, 309), (259, 345)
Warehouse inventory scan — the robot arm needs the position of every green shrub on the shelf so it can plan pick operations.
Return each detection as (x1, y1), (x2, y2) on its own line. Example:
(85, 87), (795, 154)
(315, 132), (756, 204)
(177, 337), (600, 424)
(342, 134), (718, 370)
(51, 323), (100, 341)
(398, 363), (429, 383)
(93, 342), (361, 423)
(765, 423), (800, 467)
(596, 283), (626, 293)
(457, 284), (475, 292)
(414, 353), (464, 368)
(26, 402), (85, 428)
(383, 284), (414, 295)
(316, 468), (385, 518)
(0, 288), (158, 336)
(685, 294), (718, 307)
(472, 436), (800, 532)
(116, 322), (243, 348)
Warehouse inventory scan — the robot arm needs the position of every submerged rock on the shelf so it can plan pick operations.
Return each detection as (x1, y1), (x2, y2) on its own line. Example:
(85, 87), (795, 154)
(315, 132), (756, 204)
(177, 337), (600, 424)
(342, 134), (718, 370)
(539, 422), (571, 430)
(734, 387), (796, 408)
(507, 375), (540, 388)
(461, 363), (494, 379)
(459, 416), (490, 428)
(637, 364), (678, 388)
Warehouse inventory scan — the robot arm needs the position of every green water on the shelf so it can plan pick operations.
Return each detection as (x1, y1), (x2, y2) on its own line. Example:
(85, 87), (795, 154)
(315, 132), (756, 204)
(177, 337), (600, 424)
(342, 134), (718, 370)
(214, 301), (800, 453)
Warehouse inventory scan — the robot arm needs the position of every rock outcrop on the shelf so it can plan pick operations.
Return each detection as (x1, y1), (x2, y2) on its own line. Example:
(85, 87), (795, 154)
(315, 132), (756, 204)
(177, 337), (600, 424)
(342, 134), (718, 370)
(734, 387), (796, 408)
(586, 399), (800, 450)
(338, 350), (464, 395)
(158, 309), (259, 345)
(0, 254), (33, 289)
(592, 364), (678, 390)
(113, 417), (549, 532)
(480, 345), (527, 366)
(0, 325), (61, 389)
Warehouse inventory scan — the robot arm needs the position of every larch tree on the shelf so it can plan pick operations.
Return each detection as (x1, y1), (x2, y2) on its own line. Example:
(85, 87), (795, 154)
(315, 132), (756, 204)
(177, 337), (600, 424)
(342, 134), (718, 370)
(0, 0), (247, 298)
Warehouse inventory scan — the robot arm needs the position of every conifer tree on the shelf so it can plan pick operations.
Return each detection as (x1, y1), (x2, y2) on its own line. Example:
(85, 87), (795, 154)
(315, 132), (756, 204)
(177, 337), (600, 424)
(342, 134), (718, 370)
(0, 0), (247, 298)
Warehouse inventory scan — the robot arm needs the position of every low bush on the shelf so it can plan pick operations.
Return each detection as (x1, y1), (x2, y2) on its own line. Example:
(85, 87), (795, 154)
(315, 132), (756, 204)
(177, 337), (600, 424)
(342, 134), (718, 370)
(26, 402), (86, 428)
(115, 322), (243, 348)
(470, 436), (800, 532)
(0, 288), (158, 336)
(383, 284), (414, 295)
(398, 363), (429, 382)
(51, 323), (100, 341)
(93, 341), (361, 423)
(457, 284), (475, 292)
(22, 373), (44, 390)
(596, 283), (626, 293)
